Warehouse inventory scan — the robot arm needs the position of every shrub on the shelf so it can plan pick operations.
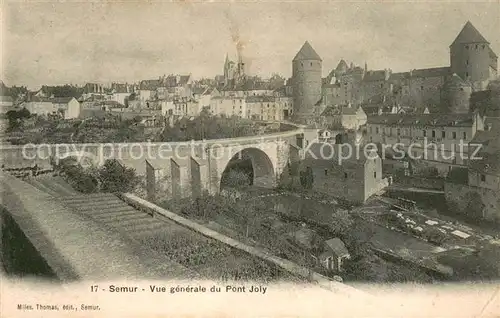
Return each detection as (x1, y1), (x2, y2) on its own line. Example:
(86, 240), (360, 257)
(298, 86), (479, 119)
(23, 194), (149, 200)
(98, 159), (139, 193)
(60, 163), (98, 193)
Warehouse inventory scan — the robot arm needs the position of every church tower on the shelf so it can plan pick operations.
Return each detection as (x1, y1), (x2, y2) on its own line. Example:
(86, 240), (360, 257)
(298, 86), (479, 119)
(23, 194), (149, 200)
(450, 21), (498, 91)
(292, 41), (322, 124)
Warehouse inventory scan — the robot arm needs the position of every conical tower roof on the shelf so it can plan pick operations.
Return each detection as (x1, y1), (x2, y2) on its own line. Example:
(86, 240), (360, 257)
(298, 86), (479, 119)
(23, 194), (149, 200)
(293, 41), (322, 61)
(450, 21), (489, 47)
(335, 59), (349, 72)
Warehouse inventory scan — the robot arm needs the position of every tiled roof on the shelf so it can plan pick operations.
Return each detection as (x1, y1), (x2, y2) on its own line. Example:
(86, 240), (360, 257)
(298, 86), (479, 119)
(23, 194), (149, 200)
(451, 21), (489, 47)
(304, 142), (375, 165)
(191, 86), (206, 95)
(112, 83), (130, 94)
(245, 96), (275, 103)
(139, 79), (160, 91)
(321, 105), (359, 116)
(363, 70), (387, 82)
(202, 87), (218, 96)
(102, 100), (125, 108)
(178, 75), (191, 85)
(411, 67), (451, 78)
(489, 46), (498, 59)
(443, 73), (470, 88)
(293, 41), (322, 61)
(335, 59), (349, 72)
(362, 105), (382, 116)
(222, 79), (272, 92)
(367, 113), (475, 127)
(389, 72), (411, 81)
(325, 238), (349, 257)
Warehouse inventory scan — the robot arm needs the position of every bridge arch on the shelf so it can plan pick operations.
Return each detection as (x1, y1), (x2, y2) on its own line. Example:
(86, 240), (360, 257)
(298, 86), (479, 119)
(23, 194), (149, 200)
(219, 147), (276, 190)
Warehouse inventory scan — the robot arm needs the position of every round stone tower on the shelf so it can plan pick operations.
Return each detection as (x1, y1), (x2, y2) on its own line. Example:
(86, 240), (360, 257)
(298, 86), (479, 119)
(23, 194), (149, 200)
(450, 21), (494, 91)
(292, 41), (322, 124)
(441, 73), (472, 113)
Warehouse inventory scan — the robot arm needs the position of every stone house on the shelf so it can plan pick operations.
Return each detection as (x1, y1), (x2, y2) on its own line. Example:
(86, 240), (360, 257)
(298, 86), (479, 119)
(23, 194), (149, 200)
(302, 143), (388, 204)
(22, 96), (80, 119)
(109, 83), (132, 106)
(51, 97), (81, 119)
(209, 96), (247, 118)
(321, 103), (367, 130)
(319, 238), (350, 272)
(366, 112), (485, 166)
(445, 125), (500, 223)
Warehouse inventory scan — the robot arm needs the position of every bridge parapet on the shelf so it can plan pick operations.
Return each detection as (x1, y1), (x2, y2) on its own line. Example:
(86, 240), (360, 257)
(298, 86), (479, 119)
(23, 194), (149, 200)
(0, 172), (195, 281)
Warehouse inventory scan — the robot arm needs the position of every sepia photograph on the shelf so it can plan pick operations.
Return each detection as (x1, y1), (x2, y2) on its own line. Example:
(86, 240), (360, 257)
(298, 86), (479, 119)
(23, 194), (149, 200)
(1, 0), (499, 317)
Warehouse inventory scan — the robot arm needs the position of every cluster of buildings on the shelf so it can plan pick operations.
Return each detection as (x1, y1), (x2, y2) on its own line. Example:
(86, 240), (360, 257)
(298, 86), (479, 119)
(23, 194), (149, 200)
(291, 21), (498, 125)
(290, 21), (499, 223)
(1, 20), (499, 222)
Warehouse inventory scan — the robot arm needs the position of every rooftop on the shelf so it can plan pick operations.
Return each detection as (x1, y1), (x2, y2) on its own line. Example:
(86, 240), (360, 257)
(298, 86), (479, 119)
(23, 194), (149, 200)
(451, 21), (489, 47)
(293, 41), (322, 61)
(367, 113), (476, 127)
(411, 67), (451, 78)
(324, 238), (349, 256)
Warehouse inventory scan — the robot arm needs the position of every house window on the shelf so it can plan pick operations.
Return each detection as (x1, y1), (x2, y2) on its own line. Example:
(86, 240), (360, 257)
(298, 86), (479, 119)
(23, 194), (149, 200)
(423, 130), (427, 137)
(421, 86), (424, 90)
(376, 127), (379, 134)
(374, 171), (377, 178)
(442, 131), (446, 138)
(463, 132), (467, 140)
(432, 130), (436, 138)
(481, 174), (486, 182)
(310, 62), (313, 66)
(344, 172), (348, 179)
(466, 72), (469, 77)
(465, 45), (469, 49)
(397, 128), (400, 136)
(452, 132), (457, 139)
(475, 45), (478, 49)
(466, 59), (469, 65)
(324, 169), (328, 176)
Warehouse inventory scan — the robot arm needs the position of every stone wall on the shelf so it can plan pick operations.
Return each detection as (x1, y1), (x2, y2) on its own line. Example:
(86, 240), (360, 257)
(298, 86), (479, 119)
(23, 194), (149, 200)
(444, 181), (500, 223)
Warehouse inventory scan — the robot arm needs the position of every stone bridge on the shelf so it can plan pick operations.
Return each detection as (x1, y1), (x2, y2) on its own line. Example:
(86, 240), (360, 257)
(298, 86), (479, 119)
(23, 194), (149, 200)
(0, 129), (305, 199)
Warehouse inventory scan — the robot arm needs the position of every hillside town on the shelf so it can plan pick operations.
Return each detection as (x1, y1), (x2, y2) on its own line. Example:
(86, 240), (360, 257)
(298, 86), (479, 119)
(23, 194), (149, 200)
(1, 18), (500, 289)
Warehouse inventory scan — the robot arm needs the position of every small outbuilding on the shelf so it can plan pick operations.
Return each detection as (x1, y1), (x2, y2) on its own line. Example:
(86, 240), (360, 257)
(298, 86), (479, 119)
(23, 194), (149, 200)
(319, 238), (350, 272)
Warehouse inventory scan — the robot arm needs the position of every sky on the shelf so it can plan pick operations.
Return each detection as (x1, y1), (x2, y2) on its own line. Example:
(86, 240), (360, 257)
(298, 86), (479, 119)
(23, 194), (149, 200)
(2, 0), (500, 89)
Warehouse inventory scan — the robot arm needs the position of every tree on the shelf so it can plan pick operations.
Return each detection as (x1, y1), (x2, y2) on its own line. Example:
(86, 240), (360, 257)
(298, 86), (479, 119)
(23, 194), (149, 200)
(300, 166), (314, 189)
(6, 108), (31, 132)
(329, 209), (354, 236)
(98, 159), (139, 193)
(233, 194), (267, 238)
(221, 169), (251, 189)
(465, 191), (485, 220)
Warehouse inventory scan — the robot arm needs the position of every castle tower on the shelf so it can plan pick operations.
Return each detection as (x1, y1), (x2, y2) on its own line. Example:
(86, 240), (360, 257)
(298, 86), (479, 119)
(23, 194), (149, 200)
(335, 59), (349, 77)
(450, 21), (498, 91)
(292, 41), (322, 124)
(441, 73), (472, 113)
